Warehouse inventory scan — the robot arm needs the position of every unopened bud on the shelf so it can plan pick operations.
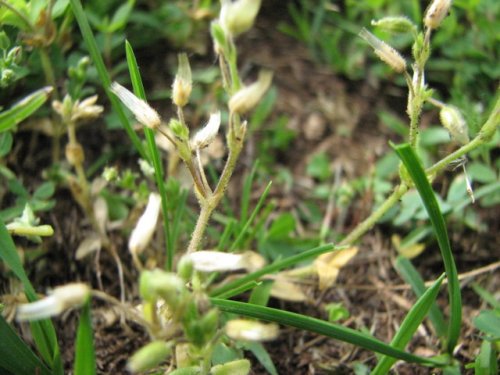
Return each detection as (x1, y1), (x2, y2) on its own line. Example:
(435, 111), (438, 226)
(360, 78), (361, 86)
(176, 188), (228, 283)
(220, 0), (262, 37)
(439, 105), (469, 144)
(188, 250), (264, 273)
(177, 255), (194, 281)
(169, 118), (190, 141)
(172, 53), (192, 107)
(139, 269), (185, 305)
(191, 111), (221, 149)
(128, 193), (161, 255)
(371, 16), (417, 34)
(229, 70), (273, 115)
(127, 341), (172, 373)
(71, 95), (103, 123)
(359, 28), (407, 73)
(110, 82), (161, 130)
(424, 0), (452, 30)
(225, 319), (279, 342)
(211, 359), (251, 375)
(16, 283), (90, 321)
(65, 142), (85, 166)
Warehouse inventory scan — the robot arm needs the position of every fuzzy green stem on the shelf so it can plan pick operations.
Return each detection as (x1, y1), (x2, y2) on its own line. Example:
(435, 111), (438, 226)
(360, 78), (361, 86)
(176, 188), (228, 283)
(187, 203), (213, 253)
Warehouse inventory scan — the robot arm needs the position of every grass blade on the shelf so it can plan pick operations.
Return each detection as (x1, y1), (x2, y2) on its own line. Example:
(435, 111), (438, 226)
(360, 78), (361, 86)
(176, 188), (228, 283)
(210, 243), (336, 298)
(395, 256), (447, 339)
(69, 0), (146, 159)
(74, 301), (96, 375)
(0, 315), (51, 375)
(124, 40), (173, 270)
(0, 221), (62, 374)
(211, 299), (446, 367)
(229, 181), (272, 251)
(393, 143), (462, 353)
(371, 274), (445, 374)
(0, 87), (52, 132)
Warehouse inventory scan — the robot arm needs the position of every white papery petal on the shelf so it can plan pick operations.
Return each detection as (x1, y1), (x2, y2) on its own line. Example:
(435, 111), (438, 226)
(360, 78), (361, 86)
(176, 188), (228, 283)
(192, 111), (221, 149)
(189, 250), (244, 272)
(110, 82), (161, 129)
(128, 193), (162, 255)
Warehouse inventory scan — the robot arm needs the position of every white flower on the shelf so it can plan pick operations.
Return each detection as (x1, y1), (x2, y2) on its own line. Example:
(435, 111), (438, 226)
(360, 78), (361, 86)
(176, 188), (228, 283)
(359, 28), (406, 73)
(16, 283), (90, 321)
(110, 82), (161, 130)
(220, 0), (262, 37)
(188, 250), (244, 272)
(191, 111), (221, 149)
(128, 193), (162, 255)
(225, 319), (279, 342)
(424, 0), (452, 30)
(229, 71), (273, 115)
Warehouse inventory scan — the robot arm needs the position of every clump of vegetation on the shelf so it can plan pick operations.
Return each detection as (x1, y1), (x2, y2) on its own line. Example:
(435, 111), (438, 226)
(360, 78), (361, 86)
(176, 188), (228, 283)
(0, 0), (498, 374)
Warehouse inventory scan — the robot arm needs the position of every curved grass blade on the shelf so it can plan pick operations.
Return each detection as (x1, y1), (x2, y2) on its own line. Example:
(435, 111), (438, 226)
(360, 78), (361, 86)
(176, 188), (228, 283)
(69, 0), (146, 160)
(0, 221), (63, 374)
(0, 87), (52, 132)
(124, 40), (173, 270)
(393, 143), (461, 353)
(210, 243), (336, 298)
(0, 315), (51, 375)
(211, 299), (446, 367)
(371, 274), (445, 374)
(74, 301), (96, 375)
(395, 256), (446, 339)
(229, 180), (272, 251)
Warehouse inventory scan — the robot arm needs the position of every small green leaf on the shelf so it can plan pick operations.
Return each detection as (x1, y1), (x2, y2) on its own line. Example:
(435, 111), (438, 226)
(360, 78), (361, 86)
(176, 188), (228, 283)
(74, 301), (96, 375)
(473, 310), (500, 338)
(372, 274), (445, 374)
(0, 87), (52, 132)
(0, 315), (51, 375)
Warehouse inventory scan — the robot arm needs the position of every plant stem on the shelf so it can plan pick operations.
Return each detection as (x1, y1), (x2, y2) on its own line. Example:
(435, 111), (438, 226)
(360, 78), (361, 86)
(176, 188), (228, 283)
(187, 203), (213, 253)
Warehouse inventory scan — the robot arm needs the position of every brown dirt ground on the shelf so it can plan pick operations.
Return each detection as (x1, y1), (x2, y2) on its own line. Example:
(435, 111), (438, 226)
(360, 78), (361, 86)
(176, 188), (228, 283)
(1, 1), (499, 374)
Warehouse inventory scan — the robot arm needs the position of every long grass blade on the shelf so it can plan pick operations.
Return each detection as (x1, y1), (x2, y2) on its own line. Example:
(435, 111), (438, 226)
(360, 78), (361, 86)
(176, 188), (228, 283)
(0, 221), (63, 373)
(211, 299), (446, 367)
(395, 256), (447, 339)
(210, 243), (336, 298)
(74, 301), (96, 375)
(0, 315), (51, 375)
(371, 274), (445, 374)
(124, 40), (173, 270)
(69, 0), (146, 159)
(393, 143), (461, 353)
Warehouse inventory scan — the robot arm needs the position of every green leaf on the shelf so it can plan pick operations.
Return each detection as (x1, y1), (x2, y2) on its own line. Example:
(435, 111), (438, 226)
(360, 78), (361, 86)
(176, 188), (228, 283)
(372, 274), (445, 374)
(108, 0), (134, 32)
(474, 340), (498, 375)
(211, 299), (446, 367)
(124, 40), (172, 270)
(0, 87), (52, 133)
(241, 342), (278, 375)
(74, 301), (96, 375)
(395, 256), (447, 339)
(0, 221), (63, 374)
(393, 143), (462, 354)
(0, 132), (13, 157)
(210, 243), (336, 298)
(0, 315), (51, 375)
(473, 310), (500, 338)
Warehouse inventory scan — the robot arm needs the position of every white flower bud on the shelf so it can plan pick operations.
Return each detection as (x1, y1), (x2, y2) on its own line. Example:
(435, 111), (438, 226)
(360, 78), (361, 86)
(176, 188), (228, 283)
(229, 70), (273, 115)
(16, 283), (90, 321)
(220, 0), (262, 37)
(188, 250), (265, 273)
(110, 82), (161, 130)
(359, 28), (407, 73)
(424, 0), (452, 30)
(128, 193), (162, 255)
(439, 105), (469, 144)
(172, 53), (192, 107)
(191, 111), (221, 149)
(225, 319), (279, 342)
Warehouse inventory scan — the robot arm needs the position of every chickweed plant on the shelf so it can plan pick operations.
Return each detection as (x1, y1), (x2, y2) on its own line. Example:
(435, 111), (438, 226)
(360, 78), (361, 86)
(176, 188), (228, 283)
(0, 0), (499, 374)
